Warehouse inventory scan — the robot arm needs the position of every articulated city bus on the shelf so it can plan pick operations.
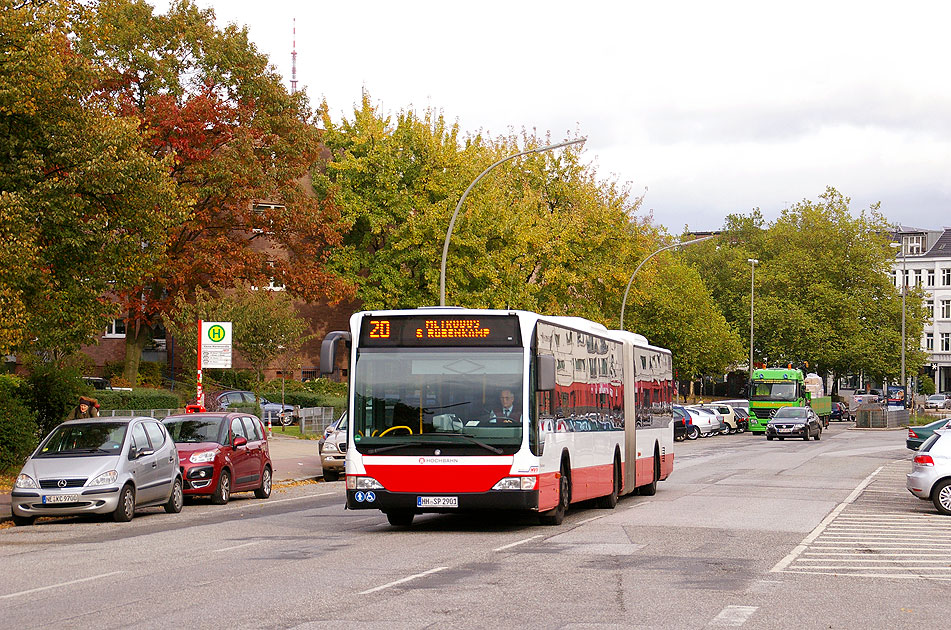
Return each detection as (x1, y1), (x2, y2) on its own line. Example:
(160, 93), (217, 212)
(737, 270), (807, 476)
(320, 308), (674, 527)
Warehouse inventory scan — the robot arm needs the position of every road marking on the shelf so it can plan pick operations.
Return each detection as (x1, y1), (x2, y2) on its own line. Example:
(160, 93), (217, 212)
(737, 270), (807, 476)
(1, 571), (125, 599)
(358, 566), (449, 595)
(770, 465), (884, 573)
(213, 541), (259, 553)
(708, 605), (757, 627)
(576, 514), (607, 525)
(773, 459), (951, 580)
(494, 535), (541, 552)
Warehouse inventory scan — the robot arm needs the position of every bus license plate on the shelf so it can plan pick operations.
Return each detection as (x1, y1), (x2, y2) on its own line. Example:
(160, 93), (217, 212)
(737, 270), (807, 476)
(417, 496), (458, 508)
(43, 494), (79, 504)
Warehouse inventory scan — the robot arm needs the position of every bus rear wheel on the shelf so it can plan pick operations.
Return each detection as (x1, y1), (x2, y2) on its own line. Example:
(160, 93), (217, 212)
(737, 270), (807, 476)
(639, 451), (659, 496)
(596, 456), (620, 509)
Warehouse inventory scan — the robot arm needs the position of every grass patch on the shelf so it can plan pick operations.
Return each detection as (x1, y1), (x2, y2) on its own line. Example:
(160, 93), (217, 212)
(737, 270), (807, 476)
(266, 424), (321, 440)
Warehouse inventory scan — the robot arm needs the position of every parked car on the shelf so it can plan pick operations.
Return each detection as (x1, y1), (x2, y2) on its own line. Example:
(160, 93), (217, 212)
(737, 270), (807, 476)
(698, 404), (746, 433)
(81, 376), (132, 392)
(684, 406), (724, 436)
(717, 399), (749, 413)
(924, 394), (951, 410)
(214, 390), (296, 426)
(673, 405), (702, 440)
(829, 402), (849, 422)
(320, 412), (348, 481)
(163, 412), (272, 504)
(673, 407), (687, 441)
(765, 406), (822, 441)
(732, 407), (752, 431)
(10, 417), (183, 526)
(906, 418), (951, 450)
(906, 429), (951, 515)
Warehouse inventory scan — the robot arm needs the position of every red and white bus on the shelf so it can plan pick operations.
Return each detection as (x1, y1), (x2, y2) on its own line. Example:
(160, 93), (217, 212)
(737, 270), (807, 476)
(320, 308), (674, 527)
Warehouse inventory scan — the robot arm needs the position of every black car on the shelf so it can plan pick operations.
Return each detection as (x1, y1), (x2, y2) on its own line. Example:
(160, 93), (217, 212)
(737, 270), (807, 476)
(673, 406), (686, 441)
(829, 402), (849, 421)
(765, 406), (822, 441)
(214, 390), (297, 426)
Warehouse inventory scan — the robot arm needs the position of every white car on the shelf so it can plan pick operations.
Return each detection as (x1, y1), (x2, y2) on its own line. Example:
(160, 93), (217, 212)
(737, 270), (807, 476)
(907, 429), (951, 515)
(924, 394), (951, 410)
(685, 406), (725, 436)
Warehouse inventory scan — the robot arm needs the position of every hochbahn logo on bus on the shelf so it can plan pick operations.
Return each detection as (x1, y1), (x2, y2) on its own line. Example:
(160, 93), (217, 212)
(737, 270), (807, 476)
(418, 457), (459, 464)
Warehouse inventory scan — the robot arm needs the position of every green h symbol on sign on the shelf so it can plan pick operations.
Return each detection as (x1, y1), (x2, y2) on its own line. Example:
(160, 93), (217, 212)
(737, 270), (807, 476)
(208, 325), (226, 343)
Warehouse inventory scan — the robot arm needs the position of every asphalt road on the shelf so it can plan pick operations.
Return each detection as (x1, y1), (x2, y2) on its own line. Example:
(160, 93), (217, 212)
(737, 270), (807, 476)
(2, 424), (949, 629)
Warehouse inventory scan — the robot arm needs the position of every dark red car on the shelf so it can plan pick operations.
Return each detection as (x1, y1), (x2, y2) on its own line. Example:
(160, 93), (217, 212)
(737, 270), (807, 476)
(162, 412), (272, 504)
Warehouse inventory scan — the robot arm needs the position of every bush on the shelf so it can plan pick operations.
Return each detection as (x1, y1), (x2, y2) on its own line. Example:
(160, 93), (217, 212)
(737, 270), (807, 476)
(205, 368), (257, 391)
(102, 360), (165, 387)
(24, 362), (86, 435)
(96, 389), (182, 411)
(260, 391), (345, 410)
(0, 375), (39, 472)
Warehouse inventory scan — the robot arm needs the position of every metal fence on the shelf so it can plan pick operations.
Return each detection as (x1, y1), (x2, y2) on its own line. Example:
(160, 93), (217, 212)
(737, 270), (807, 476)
(102, 406), (339, 435)
(854, 404), (908, 429)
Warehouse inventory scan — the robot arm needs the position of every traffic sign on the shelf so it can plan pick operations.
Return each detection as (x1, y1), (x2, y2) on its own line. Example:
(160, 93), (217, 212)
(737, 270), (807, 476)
(200, 321), (232, 368)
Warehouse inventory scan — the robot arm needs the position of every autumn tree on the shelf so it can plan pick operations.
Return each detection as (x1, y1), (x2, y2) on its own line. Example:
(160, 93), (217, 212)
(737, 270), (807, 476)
(0, 0), (183, 361)
(74, 0), (352, 383)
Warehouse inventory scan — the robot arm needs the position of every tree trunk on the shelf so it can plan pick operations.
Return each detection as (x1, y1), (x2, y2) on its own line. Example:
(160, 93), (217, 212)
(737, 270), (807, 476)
(121, 322), (149, 385)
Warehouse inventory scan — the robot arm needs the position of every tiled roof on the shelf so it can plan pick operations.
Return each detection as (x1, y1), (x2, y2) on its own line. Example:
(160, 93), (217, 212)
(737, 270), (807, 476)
(922, 228), (951, 258)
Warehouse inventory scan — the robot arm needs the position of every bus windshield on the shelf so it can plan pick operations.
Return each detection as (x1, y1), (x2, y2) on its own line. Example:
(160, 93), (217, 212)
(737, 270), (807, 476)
(751, 381), (799, 402)
(352, 348), (524, 454)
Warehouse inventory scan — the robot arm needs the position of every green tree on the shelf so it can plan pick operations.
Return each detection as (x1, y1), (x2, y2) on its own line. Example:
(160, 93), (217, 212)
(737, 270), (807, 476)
(0, 0), (183, 361)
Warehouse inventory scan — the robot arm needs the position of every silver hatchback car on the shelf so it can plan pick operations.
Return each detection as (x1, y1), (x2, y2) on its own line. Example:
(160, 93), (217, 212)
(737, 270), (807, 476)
(906, 429), (951, 515)
(10, 416), (183, 526)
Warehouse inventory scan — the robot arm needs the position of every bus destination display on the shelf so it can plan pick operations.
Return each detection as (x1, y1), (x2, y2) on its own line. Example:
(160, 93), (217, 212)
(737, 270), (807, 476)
(360, 315), (520, 347)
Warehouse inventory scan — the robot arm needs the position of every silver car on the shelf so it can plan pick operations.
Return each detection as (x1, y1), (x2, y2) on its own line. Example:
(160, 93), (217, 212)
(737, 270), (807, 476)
(907, 429), (951, 515)
(320, 412), (347, 482)
(10, 416), (183, 526)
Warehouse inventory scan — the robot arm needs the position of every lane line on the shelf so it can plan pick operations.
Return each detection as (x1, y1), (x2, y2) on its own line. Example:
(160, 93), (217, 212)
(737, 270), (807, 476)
(1, 571), (125, 599)
(576, 514), (607, 525)
(770, 465), (883, 573)
(359, 566), (449, 595)
(213, 541), (260, 553)
(494, 535), (541, 552)
(708, 605), (758, 627)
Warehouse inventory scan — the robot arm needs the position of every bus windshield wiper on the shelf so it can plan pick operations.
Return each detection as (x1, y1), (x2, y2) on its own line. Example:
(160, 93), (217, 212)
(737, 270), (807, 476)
(426, 433), (503, 455)
(366, 441), (426, 454)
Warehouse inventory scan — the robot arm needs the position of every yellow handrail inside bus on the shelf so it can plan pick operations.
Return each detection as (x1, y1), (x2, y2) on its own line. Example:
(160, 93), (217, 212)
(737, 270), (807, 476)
(379, 425), (413, 436)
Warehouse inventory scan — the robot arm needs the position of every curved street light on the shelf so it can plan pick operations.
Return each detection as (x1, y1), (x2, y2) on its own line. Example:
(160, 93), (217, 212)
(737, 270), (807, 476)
(618, 235), (717, 330)
(439, 137), (587, 306)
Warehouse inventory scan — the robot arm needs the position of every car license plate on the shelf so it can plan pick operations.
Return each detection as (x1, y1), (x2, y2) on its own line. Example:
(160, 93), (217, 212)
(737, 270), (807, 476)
(43, 494), (79, 504)
(778, 427), (792, 433)
(417, 496), (458, 508)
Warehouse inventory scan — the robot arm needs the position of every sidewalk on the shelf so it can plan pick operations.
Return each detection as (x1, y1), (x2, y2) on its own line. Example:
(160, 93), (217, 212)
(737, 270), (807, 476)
(1, 433), (323, 523)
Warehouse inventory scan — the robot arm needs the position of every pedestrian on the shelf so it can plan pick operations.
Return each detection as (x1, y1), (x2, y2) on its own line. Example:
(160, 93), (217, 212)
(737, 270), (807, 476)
(67, 395), (100, 420)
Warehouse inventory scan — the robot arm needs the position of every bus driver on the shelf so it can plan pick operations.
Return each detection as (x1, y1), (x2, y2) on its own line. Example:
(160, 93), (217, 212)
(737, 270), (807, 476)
(490, 388), (521, 423)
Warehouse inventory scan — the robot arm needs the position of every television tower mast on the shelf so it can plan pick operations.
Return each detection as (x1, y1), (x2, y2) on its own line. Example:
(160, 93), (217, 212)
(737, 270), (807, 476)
(290, 18), (298, 94)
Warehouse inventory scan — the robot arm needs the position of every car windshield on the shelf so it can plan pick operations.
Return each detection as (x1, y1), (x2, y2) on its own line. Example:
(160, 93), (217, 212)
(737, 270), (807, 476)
(353, 348), (524, 455)
(773, 408), (808, 419)
(37, 422), (128, 457)
(928, 395), (945, 401)
(751, 381), (799, 401)
(163, 417), (225, 444)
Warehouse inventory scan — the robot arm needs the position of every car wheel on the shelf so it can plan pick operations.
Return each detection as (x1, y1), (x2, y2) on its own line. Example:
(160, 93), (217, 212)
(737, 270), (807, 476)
(164, 477), (184, 513)
(211, 470), (231, 505)
(322, 468), (339, 482)
(814, 427), (821, 441)
(113, 484), (135, 522)
(766, 435), (773, 441)
(686, 426), (700, 440)
(280, 413), (293, 427)
(254, 466), (272, 499)
(12, 513), (34, 527)
(540, 459), (570, 526)
(778, 437), (784, 441)
(932, 479), (951, 515)
(385, 510), (414, 526)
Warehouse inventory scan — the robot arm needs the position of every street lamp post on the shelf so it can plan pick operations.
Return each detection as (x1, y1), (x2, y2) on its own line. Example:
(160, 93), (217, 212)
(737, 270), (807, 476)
(439, 137), (586, 306)
(890, 241), (907, 401)
(748, 258), (759, 376)
(618, 235), (716, 330)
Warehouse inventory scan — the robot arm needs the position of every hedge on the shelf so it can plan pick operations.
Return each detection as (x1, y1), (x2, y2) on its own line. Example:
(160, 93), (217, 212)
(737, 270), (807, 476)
(96, 389), (183, 411)
(0, 374), (39, 472)
(260, 391), (345, 411)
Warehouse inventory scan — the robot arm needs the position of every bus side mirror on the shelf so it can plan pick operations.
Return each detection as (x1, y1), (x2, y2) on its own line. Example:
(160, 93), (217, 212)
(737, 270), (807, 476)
(536, 354), (556, 391)
(320, 331), (352, 376)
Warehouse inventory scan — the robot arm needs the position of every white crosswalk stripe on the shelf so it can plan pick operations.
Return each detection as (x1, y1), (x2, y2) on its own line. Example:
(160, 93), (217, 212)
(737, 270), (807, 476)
(773, 459), (951, 580)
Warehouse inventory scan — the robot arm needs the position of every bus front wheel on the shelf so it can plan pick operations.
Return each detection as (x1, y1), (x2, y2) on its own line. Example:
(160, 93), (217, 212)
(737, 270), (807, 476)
(385, 510), (414, 527)
(540, 460), (570, 526)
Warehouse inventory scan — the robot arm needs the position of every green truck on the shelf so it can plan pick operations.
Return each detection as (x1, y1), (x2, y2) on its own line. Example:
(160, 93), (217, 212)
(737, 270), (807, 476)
(748, 368), (832, 433)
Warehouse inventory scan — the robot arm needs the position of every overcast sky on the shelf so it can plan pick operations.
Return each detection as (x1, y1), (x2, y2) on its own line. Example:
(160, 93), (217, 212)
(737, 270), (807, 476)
(153, 0), (951, 233)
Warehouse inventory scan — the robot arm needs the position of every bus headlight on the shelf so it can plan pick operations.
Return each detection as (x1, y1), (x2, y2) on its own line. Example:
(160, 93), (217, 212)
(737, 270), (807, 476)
(492, 476), (537, 491)
(347, 476), (383, 490)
